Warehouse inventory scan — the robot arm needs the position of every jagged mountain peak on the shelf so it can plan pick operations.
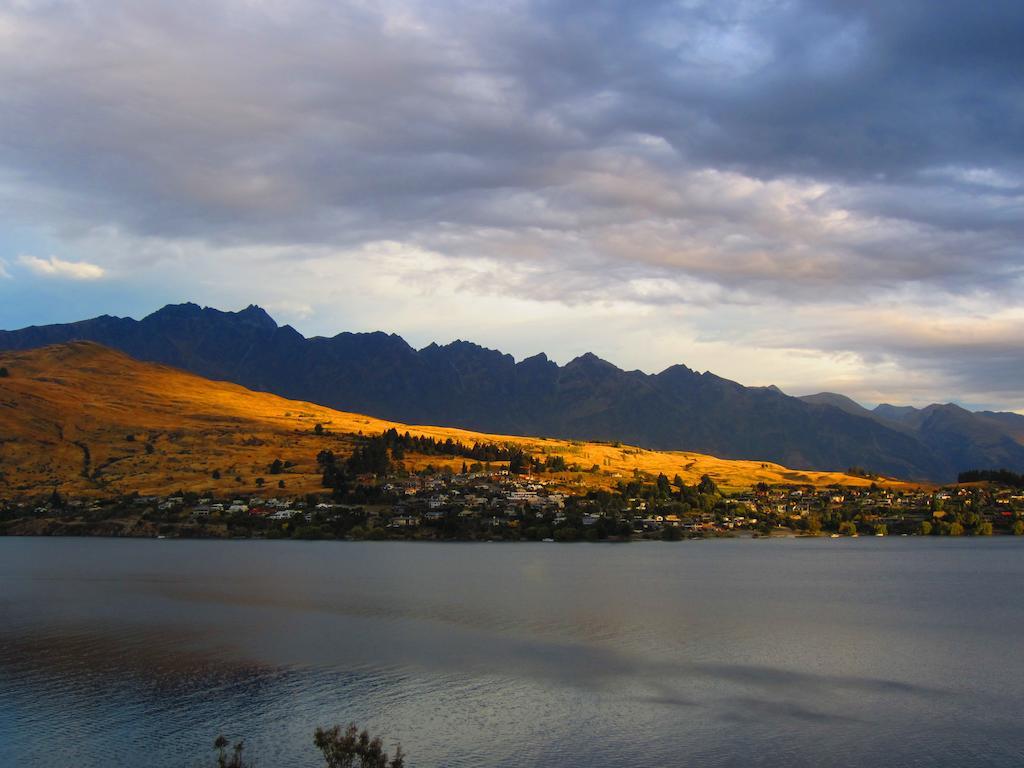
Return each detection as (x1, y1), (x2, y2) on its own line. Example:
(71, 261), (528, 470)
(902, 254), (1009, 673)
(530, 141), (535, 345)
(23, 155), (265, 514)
(566, 351), (621, 370)
(235, 304), (278, 330)
(143, 301), (278, 332)
(144, 301), (202, 319)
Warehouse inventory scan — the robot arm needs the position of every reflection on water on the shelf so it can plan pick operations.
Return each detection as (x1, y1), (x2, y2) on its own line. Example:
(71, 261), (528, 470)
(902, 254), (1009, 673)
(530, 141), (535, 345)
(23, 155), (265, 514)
(2, 538), (1024, 767)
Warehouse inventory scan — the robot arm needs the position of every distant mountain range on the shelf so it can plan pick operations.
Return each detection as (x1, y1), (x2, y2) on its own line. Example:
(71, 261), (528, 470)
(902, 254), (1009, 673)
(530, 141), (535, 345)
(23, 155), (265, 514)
(0, 342), (893, 498)
(2, 302), (1023, 482)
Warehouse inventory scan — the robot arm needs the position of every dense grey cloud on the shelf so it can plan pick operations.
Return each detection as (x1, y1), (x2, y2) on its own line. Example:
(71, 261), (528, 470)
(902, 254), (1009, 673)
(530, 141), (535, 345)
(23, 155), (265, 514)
(0, 0), (1021, 409)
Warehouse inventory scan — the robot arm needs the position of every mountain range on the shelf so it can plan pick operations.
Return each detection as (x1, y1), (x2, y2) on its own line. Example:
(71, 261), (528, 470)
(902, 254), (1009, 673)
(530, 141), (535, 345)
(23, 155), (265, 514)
(0, 342), (891, 498)
(2, 302), (1022, 482)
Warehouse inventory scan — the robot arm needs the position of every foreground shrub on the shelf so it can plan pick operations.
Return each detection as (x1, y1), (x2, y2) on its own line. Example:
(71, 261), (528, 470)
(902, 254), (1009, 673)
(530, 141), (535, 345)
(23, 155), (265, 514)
(213, 736), (251, 768)
(210, 724), (404, 767)
(315, 723), (405, 768)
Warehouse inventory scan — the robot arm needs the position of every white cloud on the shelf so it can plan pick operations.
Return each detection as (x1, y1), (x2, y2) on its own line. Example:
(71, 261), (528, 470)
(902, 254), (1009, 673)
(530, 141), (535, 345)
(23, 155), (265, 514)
(0, 258), (9, 279)
(18, 254), (105, 280)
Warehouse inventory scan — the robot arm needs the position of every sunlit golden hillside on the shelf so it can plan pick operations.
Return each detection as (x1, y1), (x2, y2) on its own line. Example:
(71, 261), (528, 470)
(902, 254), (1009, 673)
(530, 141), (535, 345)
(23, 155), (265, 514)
(0, 342), (914, 498)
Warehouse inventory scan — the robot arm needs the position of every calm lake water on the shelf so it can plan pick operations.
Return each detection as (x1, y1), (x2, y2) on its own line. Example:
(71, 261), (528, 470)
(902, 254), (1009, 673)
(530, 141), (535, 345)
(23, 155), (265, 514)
(2, 538), (1024, 767)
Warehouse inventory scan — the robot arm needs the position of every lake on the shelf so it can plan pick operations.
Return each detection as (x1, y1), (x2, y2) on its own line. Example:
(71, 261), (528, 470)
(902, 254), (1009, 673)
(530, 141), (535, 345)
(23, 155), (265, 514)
(2, 537), (1023, 767)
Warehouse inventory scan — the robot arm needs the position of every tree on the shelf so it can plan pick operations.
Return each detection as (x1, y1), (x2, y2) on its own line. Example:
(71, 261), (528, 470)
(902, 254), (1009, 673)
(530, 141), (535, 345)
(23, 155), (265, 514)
(919, 520), (933, 536)
(346, 439), (391, 475)
(948, 522), (965, 537)
(655, 473), (672, 499)
(838, 520), (858, 536)
(213, 736), (251, 768)
(1013, 520), (1024, 536)
(508, 449), (530, 475)
(544, 455), (568, 473)
(314, 724), (404, 768)
(212, 469), (221, 480)
(874, 524), (887, 536)
(314, 423), (325, 436)
(697, 474), (719, 496)
(661, 525), (683, 541)
(0, 366), (8, 378)
(553, 526), (580, 542)
(269, 458), (284, 474)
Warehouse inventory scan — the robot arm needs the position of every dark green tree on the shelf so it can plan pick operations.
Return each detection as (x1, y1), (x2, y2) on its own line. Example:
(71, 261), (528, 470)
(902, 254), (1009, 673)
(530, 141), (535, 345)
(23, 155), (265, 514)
(508, 448), (530, 475)
(697, 474), (719, 496)
(973, 521), (993, 536)
(661, 525), (683, 541)
(314, 724), (405, 768)
(213, 736), (251, 768)
(656, 473), (672, 499)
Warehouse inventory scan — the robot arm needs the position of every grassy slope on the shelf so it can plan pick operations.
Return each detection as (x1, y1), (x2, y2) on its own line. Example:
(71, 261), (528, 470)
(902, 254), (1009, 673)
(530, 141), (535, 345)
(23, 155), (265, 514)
(0, 342), (914, 498)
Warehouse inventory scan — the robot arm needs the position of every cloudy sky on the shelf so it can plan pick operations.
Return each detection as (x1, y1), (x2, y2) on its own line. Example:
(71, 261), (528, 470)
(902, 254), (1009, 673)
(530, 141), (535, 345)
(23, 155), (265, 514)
(1, 0), (1022, 411)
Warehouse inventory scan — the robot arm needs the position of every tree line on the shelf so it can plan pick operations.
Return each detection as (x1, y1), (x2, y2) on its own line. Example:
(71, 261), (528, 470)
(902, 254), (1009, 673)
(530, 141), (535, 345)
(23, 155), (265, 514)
(958, 469), (1024, 488)
(317, 429), (566, 489)
(370, 428), (522, 463)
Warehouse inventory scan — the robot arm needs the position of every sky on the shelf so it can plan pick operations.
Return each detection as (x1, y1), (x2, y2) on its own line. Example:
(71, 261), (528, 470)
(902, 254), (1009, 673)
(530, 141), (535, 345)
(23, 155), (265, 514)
(0, 0), (1022, 412)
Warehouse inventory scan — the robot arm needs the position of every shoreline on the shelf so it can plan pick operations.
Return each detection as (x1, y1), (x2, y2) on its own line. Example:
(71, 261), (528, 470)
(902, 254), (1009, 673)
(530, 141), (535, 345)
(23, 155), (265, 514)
(4, 531), (1020, 543)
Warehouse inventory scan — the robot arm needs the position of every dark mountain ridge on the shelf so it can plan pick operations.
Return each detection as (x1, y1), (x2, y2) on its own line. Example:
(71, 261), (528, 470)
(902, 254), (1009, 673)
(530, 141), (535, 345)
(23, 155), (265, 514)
(3, 302), (1022, 482)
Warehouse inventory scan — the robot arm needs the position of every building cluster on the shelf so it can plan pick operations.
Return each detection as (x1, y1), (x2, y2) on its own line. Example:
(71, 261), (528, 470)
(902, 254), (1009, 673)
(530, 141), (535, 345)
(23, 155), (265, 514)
(5, 470), (1023, 538)
(735, 484), (1024, 533)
